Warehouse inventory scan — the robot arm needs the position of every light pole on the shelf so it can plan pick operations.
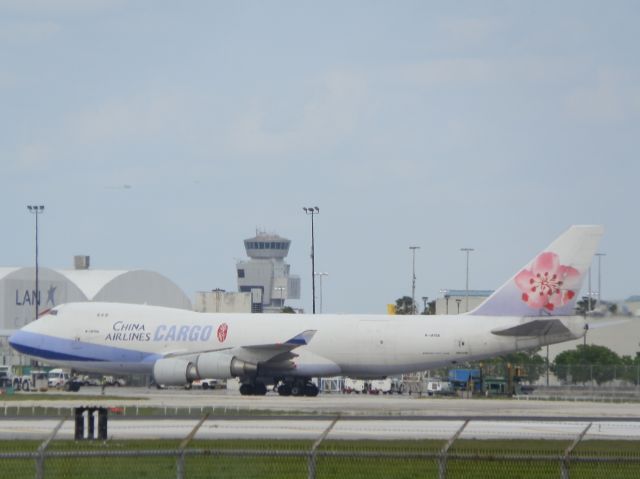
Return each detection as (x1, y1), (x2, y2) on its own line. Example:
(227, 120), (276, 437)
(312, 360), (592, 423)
(314, 272), (328, 314)
(588, 265), (592, 311)
(303, 207), (320, 314)
(409, 246), (420, 315)
(595, 253), (606, 306)
(460, 247), (474, 312)
(27, 205), (45, 321)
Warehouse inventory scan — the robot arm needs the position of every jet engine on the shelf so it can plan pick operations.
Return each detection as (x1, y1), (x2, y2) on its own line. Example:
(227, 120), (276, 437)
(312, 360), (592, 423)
(196, 351), (257, 378)
(152, 353), (257, 386)
(152, 358), (197, 386)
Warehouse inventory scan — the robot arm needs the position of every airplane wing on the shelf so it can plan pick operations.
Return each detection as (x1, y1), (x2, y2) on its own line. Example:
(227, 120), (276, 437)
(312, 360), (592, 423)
(234, 330), (317, 364)
(491, 319), (572, 337)
(161, 329), (316, 365)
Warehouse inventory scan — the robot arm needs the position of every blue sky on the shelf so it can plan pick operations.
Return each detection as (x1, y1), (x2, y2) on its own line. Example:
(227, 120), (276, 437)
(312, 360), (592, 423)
(1, 1), (638, 313)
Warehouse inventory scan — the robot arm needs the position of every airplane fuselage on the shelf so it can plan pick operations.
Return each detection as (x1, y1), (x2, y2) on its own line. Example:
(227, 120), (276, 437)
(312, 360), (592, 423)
(9, 302), (586, 378)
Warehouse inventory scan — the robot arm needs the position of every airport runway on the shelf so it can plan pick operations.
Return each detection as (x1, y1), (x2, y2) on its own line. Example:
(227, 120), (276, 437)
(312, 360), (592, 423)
(4, 387), (640, 419)
(3, 417), (640, 441)
(4, 388), (640, 441)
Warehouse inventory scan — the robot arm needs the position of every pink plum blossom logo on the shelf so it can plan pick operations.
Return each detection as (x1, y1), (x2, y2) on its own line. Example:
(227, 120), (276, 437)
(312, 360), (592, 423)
(514, 252), (580, 311)
(217, 323), (228, 343)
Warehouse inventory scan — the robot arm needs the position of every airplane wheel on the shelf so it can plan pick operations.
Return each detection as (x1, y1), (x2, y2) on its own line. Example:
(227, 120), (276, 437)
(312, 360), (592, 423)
(239, 384), (254, 396)
(290, 384), (304, 397)
(278, 384), (291, 396)
(304, 384), (319, 397)
(254, 383), (267, 396)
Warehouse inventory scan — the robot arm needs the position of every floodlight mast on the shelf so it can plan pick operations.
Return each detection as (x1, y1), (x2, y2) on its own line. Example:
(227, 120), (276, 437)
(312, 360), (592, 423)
(303, 207), (320, 314)
(27, 205), (45, 321)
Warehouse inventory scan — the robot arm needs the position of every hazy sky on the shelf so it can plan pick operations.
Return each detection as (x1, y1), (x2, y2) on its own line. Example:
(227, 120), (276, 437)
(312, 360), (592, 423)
(1, 1), (638, 313)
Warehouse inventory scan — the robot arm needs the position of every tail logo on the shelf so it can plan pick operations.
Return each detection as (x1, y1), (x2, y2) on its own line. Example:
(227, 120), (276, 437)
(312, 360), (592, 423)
(217, 323), (228, 342)
(515, 252), (579, 311)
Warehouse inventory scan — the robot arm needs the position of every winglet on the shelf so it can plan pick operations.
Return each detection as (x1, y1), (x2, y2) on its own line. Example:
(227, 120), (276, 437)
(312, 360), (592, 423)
(285, 330), (317, 346)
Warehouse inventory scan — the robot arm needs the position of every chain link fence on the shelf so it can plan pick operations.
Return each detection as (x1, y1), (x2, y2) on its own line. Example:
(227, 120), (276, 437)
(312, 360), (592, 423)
(2, 414), (640, 478)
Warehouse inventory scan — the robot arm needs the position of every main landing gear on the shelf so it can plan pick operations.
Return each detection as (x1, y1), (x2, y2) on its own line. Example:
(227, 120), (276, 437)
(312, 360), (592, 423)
(239, 382), (267, 396)
(277, 380), (319, 397)
(238, 378), (319, 397)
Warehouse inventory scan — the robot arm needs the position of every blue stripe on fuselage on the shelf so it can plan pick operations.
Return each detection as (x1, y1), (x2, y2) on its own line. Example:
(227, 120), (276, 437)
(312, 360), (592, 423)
(8, 330), (160, 363)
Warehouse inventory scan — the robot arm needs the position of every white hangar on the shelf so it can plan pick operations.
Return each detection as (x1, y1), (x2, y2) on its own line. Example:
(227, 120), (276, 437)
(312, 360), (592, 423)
(0, 258), (191, 366)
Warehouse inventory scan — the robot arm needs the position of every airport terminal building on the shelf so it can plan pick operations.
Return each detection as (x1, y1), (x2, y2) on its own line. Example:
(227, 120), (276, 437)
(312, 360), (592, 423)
(0, 256), (191, 366)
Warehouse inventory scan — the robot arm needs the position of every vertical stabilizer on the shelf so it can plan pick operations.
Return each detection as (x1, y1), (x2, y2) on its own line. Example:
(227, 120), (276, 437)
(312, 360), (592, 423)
(470, 225), (604, 317)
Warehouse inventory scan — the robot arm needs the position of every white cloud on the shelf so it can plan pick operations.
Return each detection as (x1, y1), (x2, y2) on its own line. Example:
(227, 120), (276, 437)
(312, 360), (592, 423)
(565, 69), (640, 123)
(0, 71), (17, 89)
(436, 16), (504, 49)
(226, 71), (369, 156)
(0, 21), (61, 45)
(16, 143), (50, 170)
(66, 91), (189, 145)
(0, 0), (120, 14)
(391, 58), (497, 88)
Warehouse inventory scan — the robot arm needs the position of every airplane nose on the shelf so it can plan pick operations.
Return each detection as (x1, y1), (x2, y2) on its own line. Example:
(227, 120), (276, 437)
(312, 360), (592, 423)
(8, 331), (22, 351)
(8, 332), (19, 352)
(8, 330), (32, 355)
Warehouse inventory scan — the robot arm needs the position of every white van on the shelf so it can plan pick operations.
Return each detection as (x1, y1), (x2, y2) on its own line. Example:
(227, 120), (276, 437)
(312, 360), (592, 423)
(48, 368), (70, 388)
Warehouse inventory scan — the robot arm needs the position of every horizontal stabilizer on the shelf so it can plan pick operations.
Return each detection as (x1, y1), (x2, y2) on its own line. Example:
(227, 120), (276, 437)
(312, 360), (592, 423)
(587, 318), (630, 330)
(491, 319), (571, 337)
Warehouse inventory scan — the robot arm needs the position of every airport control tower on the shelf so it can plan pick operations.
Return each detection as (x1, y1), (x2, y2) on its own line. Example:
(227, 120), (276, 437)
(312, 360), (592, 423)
(236, 232), (301, 313)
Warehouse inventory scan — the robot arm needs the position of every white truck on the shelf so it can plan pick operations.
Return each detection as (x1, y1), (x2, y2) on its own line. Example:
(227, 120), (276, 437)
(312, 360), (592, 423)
(189, 378), (219, 390)
(343, 377), (404, 394)
(48, 368), (70, 388)
(44, 368), (83, 392)
(0, 365), (14, 389)
(342, 378), (366, 394)
(20, 370), (49, 392)
(425, 379), (453, 396)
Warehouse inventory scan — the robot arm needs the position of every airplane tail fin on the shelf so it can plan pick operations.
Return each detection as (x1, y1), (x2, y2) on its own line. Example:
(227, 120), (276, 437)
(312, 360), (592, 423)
(470, 225), (604, 317)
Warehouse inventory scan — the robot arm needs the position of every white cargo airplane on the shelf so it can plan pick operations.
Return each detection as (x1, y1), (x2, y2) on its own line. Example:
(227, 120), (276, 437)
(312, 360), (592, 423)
(9, 225), (603, 397)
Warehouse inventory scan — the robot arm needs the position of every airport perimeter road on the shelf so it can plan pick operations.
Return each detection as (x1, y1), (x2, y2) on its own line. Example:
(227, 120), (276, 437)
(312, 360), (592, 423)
(5, 387), (640, 419)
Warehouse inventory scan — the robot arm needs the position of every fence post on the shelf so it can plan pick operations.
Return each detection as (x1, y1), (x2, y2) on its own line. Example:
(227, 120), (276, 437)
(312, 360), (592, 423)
(36, 416), (67, 479)
(176, 413), (210, 479)
(560, 422), (591, 479)
(308, 415), (340, 479)
(439, 419), (469, 479)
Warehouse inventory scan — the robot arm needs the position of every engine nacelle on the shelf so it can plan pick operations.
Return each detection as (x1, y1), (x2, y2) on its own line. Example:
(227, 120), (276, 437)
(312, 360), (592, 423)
(152, 353), (257, 385)
(196, 352), (257, 379)
(153, 358), (198, 386)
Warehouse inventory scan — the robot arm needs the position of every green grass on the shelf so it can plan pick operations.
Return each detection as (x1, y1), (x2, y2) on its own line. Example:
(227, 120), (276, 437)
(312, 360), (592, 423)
(2, 438), (640, 479)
